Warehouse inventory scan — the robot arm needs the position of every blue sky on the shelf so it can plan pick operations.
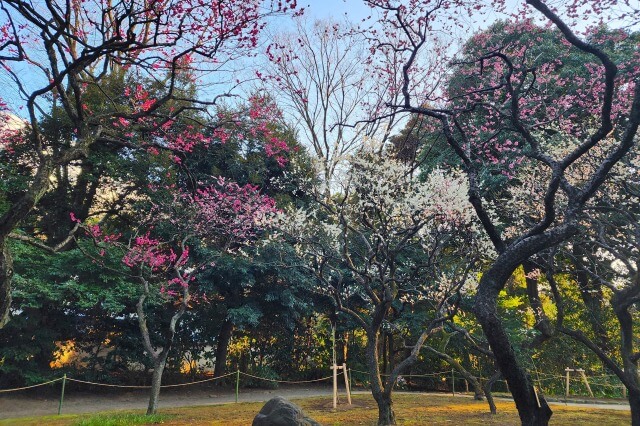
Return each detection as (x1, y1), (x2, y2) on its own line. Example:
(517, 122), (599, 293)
(305, 0), (371, 20)
(2, 0), (375, 118)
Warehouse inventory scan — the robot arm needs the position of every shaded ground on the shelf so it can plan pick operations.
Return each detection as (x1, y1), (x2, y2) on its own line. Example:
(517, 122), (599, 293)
(0, 383), (630, 421)
(0, 383), (334, 419)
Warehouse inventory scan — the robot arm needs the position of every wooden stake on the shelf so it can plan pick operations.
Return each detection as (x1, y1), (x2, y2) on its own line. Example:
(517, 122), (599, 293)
(235, 369), (240, 403)
(565, 367), (571, 399)
(533, 386), (541, 408)
(451, 369), (455, 396)
(577, 369), (594, 398)
(58, 374), (67, 415)
(343, 363), (352, 405)
(332, 364), (338, 409)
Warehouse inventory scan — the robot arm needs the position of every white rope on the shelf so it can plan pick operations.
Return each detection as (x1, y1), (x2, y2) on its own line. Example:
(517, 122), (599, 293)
(239, 372), (334, 384)
(0, 377), (63, 393)
(66, 372), (236, 389)
(350, 369), (452, 378)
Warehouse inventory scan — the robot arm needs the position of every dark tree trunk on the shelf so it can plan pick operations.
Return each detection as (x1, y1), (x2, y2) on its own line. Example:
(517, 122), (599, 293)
(425, 345), (484, 400)
(342, 331), (349, 364)
(483, 371), (502, 414)
(213, 319), (233, 378)
(137, 275), (189, 417)
(0, 241), (13, 328)
(475, 274), (552, 425)
(629, 389), (640, 426)
(613, 295), (640, 426)
(373, 392), (396, 426)
(523, 261), (554, 344)
(366, 331), (396, 425)
(147, 355), (168, 415)
(387, 333), (395, 375)
(381, 332), (388, 374)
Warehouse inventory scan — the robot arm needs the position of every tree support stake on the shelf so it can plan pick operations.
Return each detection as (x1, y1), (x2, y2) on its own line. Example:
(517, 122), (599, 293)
(235, 369), (240, 403)
(58, 374), (67, 415)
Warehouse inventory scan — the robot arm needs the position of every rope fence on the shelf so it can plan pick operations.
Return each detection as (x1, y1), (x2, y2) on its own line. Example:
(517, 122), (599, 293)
(348, 368), (453, 378)
(65, 371), (237, 389)
(348, 367), (629, 400)
(0, 377), (63, 393)
(239, 371), (335, 384)
(0, 369), (343, 415)
(0, 366), (630, 416)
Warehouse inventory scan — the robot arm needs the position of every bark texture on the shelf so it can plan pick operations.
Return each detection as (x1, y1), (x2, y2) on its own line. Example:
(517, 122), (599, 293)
(213, 319), (234, 378)
(0, 242), (13, 329)
(147, 356), (168, 415)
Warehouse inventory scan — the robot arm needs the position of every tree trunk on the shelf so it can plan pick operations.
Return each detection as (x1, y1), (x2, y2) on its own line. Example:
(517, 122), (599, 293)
(475, 274), (552, 425)
(373, 391), (396, 426)
(381, 332), (388, 375)
(387, 333), (395, 375)
(614, 295), (640, 426)
(425, 345), (484, 400)
(483, 371), (502, 415)
(213, 319), (233, 378)
(147, 356), (168, 415)
(628, 388), (640, 426)
(366, 331), (396, 425)
(0, 241), (13, 329)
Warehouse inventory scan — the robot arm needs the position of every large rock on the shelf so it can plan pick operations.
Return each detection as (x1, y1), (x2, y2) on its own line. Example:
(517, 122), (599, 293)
(252, 396), (321, 426)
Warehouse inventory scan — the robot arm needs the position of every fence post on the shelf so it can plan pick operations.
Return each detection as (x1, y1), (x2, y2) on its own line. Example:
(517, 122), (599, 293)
(235, 369), (240, 403)
(58, 374), (67, 415)
(332, 364), (338, 409)
(451, 369), (455, 396)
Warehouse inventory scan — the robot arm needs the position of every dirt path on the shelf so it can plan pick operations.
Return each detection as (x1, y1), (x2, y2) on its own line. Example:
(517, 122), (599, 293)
(0, 384), (335, 419)
(0, 385), (630, 420)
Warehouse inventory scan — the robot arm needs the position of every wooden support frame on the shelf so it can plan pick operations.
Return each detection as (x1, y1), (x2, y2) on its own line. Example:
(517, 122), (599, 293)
(565, 367), (594, 398)
(331, 364), (352, 408)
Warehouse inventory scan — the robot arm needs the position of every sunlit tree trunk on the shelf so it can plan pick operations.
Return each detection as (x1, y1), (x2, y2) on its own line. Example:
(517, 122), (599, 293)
(147, 353), (169, 415)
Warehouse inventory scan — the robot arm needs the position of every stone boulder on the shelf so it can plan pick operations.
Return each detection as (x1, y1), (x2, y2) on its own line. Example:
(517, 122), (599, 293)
(252, 396), (321, 426)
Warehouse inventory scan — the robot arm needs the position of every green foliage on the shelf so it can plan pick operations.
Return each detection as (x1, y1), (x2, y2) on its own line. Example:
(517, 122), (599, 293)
(0, 240), (143, 386)
(73, 413), (170, 426)
(243, 365), (280, 389)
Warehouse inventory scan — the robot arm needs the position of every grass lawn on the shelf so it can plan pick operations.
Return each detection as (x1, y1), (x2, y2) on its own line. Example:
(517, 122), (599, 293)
(0, 393), (630, 425)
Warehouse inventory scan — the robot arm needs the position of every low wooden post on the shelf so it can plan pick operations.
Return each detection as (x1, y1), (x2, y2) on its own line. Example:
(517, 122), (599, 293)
(235, 369), (240, 403)
(58, 374), (67, 415)
(343, 363), (352, 405)
(577, 369), (594, 397)
(465, 379), (469, 393)
(332, 364), (338, 409)
(451, 369), (455, 396)
(565, 367), (572, 398)
(331, 325), (337, 409)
